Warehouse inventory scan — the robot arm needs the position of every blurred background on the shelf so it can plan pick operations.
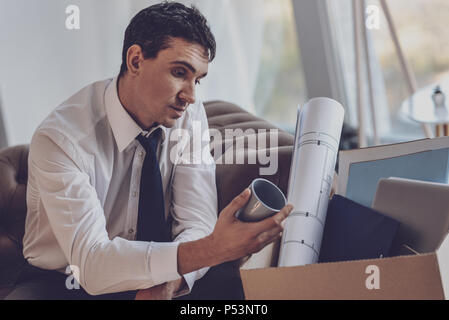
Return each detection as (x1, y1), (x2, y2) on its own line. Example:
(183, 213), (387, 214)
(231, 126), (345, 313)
(0, 0), (448, 147)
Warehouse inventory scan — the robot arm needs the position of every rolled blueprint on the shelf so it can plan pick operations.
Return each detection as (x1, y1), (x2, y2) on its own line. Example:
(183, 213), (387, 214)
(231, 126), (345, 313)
(278, 98), (345, 267)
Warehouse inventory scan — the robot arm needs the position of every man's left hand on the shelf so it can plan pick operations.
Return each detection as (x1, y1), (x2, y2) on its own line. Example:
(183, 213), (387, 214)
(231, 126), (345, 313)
(135, 278), (185, 300)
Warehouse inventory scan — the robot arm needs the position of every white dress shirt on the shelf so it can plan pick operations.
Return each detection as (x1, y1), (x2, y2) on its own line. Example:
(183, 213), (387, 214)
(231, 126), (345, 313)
(23, 77), (218, 296)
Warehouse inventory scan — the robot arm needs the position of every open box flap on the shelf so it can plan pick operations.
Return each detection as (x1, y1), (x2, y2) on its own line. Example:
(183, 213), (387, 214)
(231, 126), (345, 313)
(437, 233), (449, 299)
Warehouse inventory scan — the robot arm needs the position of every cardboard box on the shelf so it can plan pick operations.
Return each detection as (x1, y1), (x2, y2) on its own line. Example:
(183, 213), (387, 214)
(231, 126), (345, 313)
(240, 233), (449, 300)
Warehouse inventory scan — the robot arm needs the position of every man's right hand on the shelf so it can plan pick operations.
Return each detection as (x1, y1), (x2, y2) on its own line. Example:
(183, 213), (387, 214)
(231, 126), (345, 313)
(177, 188), (293, 275)
(208, 188), (293, 263)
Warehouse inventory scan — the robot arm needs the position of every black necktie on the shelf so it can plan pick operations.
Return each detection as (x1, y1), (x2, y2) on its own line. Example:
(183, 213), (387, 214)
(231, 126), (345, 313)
(135, 129), (170, 242)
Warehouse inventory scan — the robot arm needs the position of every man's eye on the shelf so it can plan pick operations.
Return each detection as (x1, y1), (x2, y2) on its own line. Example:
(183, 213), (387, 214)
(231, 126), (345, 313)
(172, 68), (186, 78)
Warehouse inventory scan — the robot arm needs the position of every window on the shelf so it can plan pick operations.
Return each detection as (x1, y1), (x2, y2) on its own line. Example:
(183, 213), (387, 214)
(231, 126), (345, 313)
(254, 0), (307, 133)
(371, 0), (449, 140)
(329, 0), (449, 144)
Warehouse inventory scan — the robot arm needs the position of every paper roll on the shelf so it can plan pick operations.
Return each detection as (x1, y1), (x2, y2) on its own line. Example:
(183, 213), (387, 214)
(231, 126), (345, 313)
(278, 97), (345, 267)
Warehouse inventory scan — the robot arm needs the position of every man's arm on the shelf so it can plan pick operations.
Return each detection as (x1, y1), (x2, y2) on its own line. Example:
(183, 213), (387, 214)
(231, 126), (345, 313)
(28, 131), (182, 295)
(158, 101), (218, 296)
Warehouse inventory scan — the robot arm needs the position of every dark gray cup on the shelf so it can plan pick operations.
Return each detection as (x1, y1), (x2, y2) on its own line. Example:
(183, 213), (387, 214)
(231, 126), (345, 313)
(235, 178), (287, 222)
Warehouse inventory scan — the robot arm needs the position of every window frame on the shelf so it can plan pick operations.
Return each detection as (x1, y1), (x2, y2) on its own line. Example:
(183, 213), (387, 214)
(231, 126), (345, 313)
(0, 92), (8, 148)
(291, 0), (349, 118)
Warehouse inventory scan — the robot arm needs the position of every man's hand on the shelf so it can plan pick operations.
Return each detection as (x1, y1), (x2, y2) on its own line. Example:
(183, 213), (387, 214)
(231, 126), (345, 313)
(209, 189), (293, 263)
(177, 189), (293, 275)
(135, 278), (185, 300)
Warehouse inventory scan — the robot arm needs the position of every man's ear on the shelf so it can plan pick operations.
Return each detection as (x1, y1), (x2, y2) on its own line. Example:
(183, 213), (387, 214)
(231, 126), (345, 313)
(126, 44), (144, 76)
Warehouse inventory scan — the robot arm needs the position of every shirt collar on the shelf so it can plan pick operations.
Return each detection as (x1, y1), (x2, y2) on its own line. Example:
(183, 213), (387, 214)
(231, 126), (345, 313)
(105, 77), (166, 152)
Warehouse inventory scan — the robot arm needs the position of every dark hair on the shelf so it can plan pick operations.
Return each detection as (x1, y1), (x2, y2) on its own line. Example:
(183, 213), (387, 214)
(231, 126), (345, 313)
(119, 1), (216, 78)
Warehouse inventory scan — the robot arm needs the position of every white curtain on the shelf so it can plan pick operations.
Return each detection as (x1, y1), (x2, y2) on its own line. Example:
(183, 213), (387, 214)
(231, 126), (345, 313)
(327, 0), (391, 142)
(190, 0), (265, 114)
(0, 0), (264, 146)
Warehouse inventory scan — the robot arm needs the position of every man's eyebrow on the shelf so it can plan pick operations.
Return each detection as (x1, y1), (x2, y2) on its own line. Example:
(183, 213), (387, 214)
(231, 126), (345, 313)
(171, 61), (208, 78)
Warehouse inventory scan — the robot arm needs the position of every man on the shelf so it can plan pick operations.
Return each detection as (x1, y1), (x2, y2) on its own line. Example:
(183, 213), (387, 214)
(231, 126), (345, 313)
(6, 2), (292, 300)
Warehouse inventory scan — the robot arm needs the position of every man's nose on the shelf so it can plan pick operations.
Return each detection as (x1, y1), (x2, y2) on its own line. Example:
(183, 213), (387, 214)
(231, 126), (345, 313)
(178, 82), (196, 105)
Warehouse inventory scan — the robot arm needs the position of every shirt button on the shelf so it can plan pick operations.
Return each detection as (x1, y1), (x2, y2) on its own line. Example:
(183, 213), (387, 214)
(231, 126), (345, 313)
(133, 191), (138, 197)
(139, 151), (145, 158)
(128, 229), (134, 234)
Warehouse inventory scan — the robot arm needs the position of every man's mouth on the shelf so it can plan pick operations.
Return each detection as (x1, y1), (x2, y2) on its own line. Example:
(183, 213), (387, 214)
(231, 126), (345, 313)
(169, 105), (186, 118)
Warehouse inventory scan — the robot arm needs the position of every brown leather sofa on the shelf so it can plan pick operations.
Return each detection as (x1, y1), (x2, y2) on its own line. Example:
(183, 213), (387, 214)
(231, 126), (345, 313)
(0, 100), (294, 299)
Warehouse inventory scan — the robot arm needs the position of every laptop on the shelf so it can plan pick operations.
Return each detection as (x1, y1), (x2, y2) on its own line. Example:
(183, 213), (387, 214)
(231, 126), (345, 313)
(372, 177), (449, 255)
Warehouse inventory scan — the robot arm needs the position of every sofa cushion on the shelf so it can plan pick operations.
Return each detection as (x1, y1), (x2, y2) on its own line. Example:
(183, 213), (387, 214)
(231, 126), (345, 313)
(205, 100), (294, 148)
(0, 145), (29, 293)
(204, 101), (294, 212)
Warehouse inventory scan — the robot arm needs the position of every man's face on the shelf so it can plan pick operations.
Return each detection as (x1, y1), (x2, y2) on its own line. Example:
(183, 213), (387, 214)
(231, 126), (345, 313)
(133, 37), (209, 129)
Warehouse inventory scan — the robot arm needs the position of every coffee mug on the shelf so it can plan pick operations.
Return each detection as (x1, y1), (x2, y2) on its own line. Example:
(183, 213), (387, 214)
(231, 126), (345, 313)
(236, 178), (287, 222)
